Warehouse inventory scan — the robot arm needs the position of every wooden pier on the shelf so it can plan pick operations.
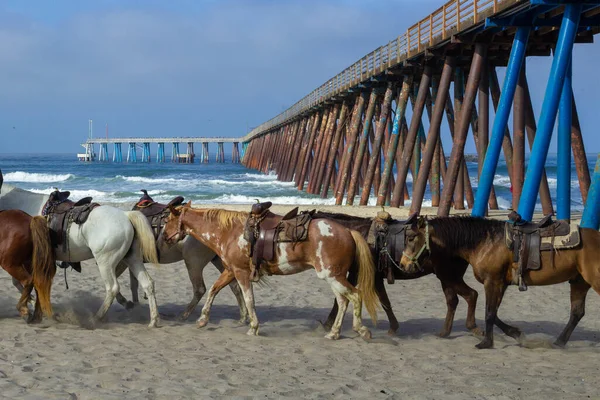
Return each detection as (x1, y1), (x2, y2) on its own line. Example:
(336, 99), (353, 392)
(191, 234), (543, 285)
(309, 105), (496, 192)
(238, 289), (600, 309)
(240, 0), (600, 229)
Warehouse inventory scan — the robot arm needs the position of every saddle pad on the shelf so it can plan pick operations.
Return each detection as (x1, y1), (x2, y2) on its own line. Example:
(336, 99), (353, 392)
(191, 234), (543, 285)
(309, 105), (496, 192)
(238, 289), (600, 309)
(540, 224), (580, 251)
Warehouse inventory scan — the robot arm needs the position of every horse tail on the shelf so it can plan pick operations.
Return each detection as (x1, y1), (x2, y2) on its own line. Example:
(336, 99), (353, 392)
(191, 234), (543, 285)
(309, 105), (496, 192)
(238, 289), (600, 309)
(351, 230), (379, 325)
(30, 215), (56, 318)
(126, 211), (159, 264)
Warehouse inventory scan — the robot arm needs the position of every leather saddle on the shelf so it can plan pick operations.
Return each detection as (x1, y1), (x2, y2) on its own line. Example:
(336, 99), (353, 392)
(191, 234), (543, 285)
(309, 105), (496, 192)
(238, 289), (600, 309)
(505, 211), (570, 291)
(133, 189), (185, 239)
(373, 211), (418, 284)
(244, 202), (312, 281)
(42, 190), (100, 266)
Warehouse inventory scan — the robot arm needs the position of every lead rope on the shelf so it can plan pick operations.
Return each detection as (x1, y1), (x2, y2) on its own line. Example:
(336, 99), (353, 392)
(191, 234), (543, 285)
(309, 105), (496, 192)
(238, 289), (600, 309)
(64, 267), (69, 290)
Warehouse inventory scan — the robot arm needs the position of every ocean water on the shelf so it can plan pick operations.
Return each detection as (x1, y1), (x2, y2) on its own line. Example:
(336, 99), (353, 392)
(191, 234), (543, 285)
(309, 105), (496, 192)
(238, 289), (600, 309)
(0, 153), (593, 211)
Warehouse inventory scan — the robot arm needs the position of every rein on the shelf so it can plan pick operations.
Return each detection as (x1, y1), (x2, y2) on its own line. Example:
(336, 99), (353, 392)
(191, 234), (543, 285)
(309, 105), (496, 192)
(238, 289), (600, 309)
(402, 220), (431, 272)
(165, 207), (187, 242)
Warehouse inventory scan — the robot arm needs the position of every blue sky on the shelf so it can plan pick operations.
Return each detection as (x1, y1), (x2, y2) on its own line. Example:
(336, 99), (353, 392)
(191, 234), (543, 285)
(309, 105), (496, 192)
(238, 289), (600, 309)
(1, 0), (599, 154)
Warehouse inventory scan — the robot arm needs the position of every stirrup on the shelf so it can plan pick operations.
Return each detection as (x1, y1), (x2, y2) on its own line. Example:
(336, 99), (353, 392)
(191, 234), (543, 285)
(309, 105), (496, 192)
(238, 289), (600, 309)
(518, 276), (528, 292)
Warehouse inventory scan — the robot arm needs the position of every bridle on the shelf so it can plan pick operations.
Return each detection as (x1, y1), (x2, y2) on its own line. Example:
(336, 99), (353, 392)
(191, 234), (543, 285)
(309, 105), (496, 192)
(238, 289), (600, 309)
(164, 207), (187, 242)
(401, 220), (431, 272)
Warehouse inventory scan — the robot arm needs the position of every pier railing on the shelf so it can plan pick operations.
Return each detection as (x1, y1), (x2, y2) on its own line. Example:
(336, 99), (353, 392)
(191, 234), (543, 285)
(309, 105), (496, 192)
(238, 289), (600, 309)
(242, 0), (520, 142)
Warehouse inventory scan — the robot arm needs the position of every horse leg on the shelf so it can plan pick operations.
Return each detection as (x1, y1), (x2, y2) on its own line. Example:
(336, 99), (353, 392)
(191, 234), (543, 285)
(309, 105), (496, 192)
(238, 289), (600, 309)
(179, 257), (208, 321)
(211, 256), (248, 324)
(476, 279), (507, 349)
(16, 281), (34, 321)
(438, 280), (459, 338)
(29, 288), (43, 323)
(196, 269), (235, 328)
(13, 277), (35, 307)
(129, 270), (141, 303)
(554, 276), (591, 348)
(332, 276), (371, 340)
(94, 258), (121, 322)
(114, 262), (136, 310)
(375, 275), (398, 336)
(125, 256), (160, 328)
(233, 268), (260, 336)
(453, 279), (482, 336)
(323, 267), (357, 331)
(325, 290), (349, 340)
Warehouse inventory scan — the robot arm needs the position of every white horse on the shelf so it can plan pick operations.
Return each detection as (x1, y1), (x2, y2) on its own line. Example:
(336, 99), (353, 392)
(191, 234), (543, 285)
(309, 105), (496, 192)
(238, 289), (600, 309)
(56, 206), (161, 327)
(117, 227), (249, 323)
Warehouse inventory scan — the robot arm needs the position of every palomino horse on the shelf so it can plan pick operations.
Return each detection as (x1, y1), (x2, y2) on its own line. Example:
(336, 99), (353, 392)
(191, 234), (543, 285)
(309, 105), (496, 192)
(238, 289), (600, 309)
(400, 216), (600, 349)
(42, 194), (161, 327)
(0, 209), (56, 322)
(314, 211), (481, 337)
(117, 192), (248, 323)
(163, 202), (380, 340)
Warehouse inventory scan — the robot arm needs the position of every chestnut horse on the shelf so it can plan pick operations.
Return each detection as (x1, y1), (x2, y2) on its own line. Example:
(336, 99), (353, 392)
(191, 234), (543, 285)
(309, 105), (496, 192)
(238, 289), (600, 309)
(0, 209), (56, 322)
(400, 216), (600, 349)
(314, 211), (481, 337)
(163, 203), (380, 340)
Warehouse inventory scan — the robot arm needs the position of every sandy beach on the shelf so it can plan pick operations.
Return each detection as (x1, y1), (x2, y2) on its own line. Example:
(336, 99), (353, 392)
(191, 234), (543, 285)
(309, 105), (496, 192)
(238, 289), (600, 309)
(0, 204), (598, 399)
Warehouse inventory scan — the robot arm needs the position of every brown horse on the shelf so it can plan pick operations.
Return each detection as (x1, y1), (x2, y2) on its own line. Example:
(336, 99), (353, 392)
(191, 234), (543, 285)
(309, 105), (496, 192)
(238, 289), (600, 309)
(163, 203), (380, 340)
(314, 211), (481, 337)
(400, 216), (600, 349)
(0, 209), (56, 322)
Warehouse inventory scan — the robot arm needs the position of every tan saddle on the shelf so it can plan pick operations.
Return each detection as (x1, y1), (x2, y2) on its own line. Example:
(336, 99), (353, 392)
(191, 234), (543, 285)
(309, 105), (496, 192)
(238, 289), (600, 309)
(42, 190), (100, 263)
(505, 211), (571, 291)
(133, 190), (185, 239)
(371, 211), (418, 284)
(244, 202), (312, 281)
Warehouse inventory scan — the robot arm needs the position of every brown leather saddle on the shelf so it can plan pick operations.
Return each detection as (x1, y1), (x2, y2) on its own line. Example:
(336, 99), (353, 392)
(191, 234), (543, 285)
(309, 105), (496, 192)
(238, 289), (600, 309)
(42, 190), (100, 270)
(132, 190), (185, 239)
(244, 202), (313, 281)
(372, 211), (418, 284)
(505, 211), (571, 291)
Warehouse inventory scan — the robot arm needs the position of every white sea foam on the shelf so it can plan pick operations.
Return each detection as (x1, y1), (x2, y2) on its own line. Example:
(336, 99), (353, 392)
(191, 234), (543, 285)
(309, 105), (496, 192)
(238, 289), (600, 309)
(4, 171), (74, 183)
(201, 194), (339, 205)
(117, 175), (189, 184)
(205, 179), (295, 187)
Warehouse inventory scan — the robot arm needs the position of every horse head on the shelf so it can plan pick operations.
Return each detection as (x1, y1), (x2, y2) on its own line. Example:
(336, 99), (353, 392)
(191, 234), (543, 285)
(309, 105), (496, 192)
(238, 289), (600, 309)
(400, 215), (431, 274)
(164, 201), (192, 244)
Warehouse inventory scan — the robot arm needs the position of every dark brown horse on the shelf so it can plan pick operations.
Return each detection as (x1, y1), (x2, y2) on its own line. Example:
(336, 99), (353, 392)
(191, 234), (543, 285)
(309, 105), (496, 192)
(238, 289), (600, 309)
(400, 216), (600, 349)
(163, 203), (380, 340)
(0, 209), (56, 322)
(314, 211), (481, 337)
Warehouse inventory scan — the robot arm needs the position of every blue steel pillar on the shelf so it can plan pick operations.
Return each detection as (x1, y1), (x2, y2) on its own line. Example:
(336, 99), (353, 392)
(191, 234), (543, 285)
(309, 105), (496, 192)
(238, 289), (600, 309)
(157, 143), (165, 163)
(113, 143), (122, 162)
(127, 143), (137, 163)
(472, 27), (530, 217)
(517, 4), (582, 222)
(172, 142), (180, 163)
(557, 57), (572, 221)
(142, 142), (151, 162)
(581, 155), (600, 230)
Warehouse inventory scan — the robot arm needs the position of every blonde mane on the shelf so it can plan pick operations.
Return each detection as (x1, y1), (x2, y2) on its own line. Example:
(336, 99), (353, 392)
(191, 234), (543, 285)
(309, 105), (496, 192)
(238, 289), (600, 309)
(202, 209), (248, 230)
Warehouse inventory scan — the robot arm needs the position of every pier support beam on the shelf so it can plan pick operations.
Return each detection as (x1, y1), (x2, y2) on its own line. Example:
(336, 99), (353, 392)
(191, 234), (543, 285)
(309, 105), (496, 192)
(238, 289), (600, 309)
(157, 143), (165, 163)
(557, 57), (572, 221)
(142, 142), (151, 163)
(172, 142), (180, 163)
(216, 142), (225, 163)
(127, 143), (137, 163)
(112, 143), (122, 163)
(232, 142), (241, 163)
(581, 155), (600, 230)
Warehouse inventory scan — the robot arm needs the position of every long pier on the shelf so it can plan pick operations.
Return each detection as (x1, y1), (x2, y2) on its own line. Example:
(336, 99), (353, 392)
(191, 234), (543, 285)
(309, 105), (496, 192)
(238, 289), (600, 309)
(80, 137), (243, 163)
(241, 0), (600, 230)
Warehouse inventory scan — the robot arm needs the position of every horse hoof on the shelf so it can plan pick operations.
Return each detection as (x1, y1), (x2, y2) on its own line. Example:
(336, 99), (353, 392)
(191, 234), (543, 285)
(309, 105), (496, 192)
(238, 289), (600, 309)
(246, 327), (259, 336)
(387, 329), (397, 337)
(358, 327), (372, 340)
(125, 301), (136, 311)
(325, 332), (340, 340)
(147, 321), (160, 328)
(552, 341), (566, 349)
(238, 318), (249, 325)
(475, 339), (494, 349)
(469, 327), (484, 337)
(178, 313), (190, 321)
(197, 319), (208, 328)
(438, 331), (451, 338)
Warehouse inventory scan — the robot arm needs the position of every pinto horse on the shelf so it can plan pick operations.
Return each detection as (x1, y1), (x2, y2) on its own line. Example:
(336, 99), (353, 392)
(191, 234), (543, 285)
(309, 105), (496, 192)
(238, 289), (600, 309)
(163, 203), (380, 340)
(400, 216), (600, 349)
(0, 209), (56, 322)
(314, 211), (481, 337)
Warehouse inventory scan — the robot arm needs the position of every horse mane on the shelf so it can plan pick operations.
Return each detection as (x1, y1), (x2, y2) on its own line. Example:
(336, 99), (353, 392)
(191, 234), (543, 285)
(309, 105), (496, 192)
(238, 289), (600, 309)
(202, 209), (248, 230)
(312, 211), (373, 234)
(429, 216), (504, 251)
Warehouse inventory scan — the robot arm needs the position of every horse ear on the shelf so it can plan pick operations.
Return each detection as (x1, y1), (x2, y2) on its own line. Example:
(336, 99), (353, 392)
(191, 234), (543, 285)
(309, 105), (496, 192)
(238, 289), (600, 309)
(184, 201), (192, 208)
(417, 216), (426, 229)
(169, 205), (181, 216)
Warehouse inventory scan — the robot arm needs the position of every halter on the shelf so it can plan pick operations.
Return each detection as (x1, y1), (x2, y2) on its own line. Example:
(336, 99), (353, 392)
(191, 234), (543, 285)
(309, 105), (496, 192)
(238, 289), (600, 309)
(165, 207), (187, 242)
(401, 220), (430, 272)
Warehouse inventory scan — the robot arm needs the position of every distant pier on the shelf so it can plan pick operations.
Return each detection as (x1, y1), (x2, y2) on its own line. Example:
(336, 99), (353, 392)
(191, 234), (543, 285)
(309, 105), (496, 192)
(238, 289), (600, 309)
(79, 137), (244, 163)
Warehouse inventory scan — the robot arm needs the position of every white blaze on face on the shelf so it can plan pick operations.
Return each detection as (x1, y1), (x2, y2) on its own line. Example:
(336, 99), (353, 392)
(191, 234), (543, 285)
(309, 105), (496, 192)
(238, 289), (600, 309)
(317, 220), (333, 237)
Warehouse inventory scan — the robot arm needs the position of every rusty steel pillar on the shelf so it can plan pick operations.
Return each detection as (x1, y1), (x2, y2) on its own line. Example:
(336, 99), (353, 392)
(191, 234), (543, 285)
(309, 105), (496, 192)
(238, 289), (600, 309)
(438, 44), (486, 216)
(512, 64), (526, 210)
(522, 75), (554, 215)
(478, 62), (499, 211)
(322, 101), (350, 198)
(297, 111), (325, 190)
(346, 89), (379, 205)
(313, 103), (341, 194)
(410, 57), (454, 215)
(391, 67), (432, 207)
(278, 122), (297, 179)
(453, 67), (466, 210)
(335, 93), (367, 205)
(360, 83), (394, 205)
(307, 108), (332, 193)
(295, 113), (319, 188)
(284, 117), (308, 181)
(377, 77), (412, 206)
(570, 92), (591, 203)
